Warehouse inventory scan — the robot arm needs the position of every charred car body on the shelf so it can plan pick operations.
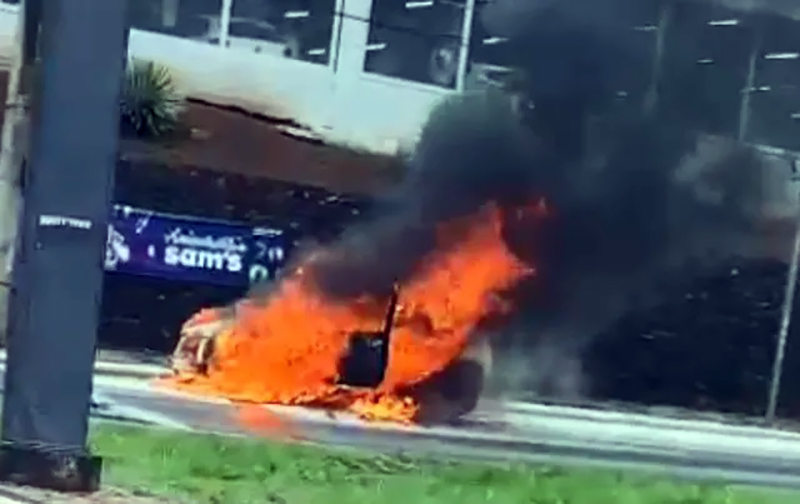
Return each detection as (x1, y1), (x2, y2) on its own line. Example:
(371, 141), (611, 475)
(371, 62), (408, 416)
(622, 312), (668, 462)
(171, 285), (493, 423)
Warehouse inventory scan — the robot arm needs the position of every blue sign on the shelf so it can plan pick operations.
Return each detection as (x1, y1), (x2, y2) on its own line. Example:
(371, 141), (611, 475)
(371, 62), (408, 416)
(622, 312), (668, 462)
(105, 206), (290, 287)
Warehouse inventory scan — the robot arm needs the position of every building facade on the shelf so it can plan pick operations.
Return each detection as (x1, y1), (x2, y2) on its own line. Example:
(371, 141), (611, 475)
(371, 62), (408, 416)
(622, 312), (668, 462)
(0, 0), (798, 157)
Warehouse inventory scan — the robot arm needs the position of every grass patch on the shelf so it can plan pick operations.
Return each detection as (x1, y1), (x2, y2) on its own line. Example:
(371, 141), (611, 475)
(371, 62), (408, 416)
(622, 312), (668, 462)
(90, 424), (797, 504)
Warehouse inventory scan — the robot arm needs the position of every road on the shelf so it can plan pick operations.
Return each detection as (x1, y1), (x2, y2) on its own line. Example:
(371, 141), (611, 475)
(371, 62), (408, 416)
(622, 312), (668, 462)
(80, 373), (800, 490)
(4, 369), (800, 490)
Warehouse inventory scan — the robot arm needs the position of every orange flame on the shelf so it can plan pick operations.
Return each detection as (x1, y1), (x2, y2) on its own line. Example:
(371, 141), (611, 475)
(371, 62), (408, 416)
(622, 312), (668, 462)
(161, 202), (534, 422)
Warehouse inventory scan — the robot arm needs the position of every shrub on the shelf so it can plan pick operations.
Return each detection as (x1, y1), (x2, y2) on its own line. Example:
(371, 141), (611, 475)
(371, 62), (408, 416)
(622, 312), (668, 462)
(119, 59), (183, 139)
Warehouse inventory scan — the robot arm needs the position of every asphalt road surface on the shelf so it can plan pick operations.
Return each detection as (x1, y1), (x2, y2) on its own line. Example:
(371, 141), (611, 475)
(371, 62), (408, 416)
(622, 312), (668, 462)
(5, 371), (800, 490)
(93, 375), (800, 489)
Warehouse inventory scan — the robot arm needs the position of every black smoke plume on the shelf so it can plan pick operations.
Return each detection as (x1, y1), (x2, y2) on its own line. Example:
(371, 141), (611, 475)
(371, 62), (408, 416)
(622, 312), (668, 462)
(307, 90), (541, 299)
(476, 0), (799, 362)
(303, 0), (798, 399)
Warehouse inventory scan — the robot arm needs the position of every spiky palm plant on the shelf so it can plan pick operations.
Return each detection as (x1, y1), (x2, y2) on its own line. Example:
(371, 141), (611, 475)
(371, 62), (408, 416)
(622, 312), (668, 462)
(120, 60), (183, 139)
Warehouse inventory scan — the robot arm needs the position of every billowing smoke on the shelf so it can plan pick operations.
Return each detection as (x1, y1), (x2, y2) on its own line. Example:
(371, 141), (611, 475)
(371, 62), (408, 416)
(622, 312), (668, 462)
(308, 90), (541, 299)
(304, 1), (641, 300)
(297, 0), (799, 397)
(480, 0), (800, 397)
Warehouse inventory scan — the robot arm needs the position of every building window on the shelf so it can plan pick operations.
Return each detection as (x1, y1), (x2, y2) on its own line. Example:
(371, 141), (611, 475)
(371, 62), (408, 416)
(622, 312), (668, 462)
(364, 0), (468, 89)
(464, 1), (657, 108)
(747, 14), (800, 151)
(659, 2), (756, 137)
(227, 0), (336, 65)
(462, 0), (513, 92)
(129, 0), (225, 42)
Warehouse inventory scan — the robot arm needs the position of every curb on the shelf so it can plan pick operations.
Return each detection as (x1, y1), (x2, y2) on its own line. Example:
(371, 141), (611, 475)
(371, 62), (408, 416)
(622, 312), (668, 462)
(0, 356), (168, 381)
(92, 361), (169, 380)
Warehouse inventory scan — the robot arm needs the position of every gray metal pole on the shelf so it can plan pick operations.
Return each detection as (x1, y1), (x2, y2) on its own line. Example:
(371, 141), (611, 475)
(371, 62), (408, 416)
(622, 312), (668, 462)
(737, 24), (761, 142)
(455, 0), (477, 92)
(643, 1), (671, 116)
(765, 175), (800, 423)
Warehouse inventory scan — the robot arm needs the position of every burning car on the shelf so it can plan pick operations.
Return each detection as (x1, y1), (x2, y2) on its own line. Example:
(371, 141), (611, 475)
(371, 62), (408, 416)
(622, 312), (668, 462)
(166, 203), (528, 424)
(171, 287), (494, 424)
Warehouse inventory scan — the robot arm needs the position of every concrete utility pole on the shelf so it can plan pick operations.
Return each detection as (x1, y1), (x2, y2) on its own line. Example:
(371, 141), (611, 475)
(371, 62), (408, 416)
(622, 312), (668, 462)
(0, 0), (128, 492)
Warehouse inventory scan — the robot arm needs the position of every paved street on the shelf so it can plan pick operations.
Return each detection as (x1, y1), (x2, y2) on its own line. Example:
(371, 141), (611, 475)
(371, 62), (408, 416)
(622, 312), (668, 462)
(71, 372), (800, 490)
(2, 363), (800, 490)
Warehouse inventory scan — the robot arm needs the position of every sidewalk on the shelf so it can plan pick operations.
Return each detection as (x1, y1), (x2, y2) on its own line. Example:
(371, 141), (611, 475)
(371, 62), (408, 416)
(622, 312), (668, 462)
(0, 349), (168, 380)
(0, 484), (181, 503)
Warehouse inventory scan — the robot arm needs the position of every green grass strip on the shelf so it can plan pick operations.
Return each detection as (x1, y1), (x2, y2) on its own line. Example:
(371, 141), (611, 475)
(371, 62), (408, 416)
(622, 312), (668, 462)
(90, 423), (799, 504)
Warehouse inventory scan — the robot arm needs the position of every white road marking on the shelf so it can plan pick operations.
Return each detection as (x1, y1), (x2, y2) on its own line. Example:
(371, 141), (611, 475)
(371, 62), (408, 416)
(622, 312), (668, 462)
(497, 400), (800, 441)
(92, 390), (193, 431)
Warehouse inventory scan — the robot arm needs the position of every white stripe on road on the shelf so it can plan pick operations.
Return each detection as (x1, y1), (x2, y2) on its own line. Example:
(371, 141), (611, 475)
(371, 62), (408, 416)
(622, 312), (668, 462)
(96, 403), (194, 431)
(495, 400), (800, 441)
(92, 390), (193, 431)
